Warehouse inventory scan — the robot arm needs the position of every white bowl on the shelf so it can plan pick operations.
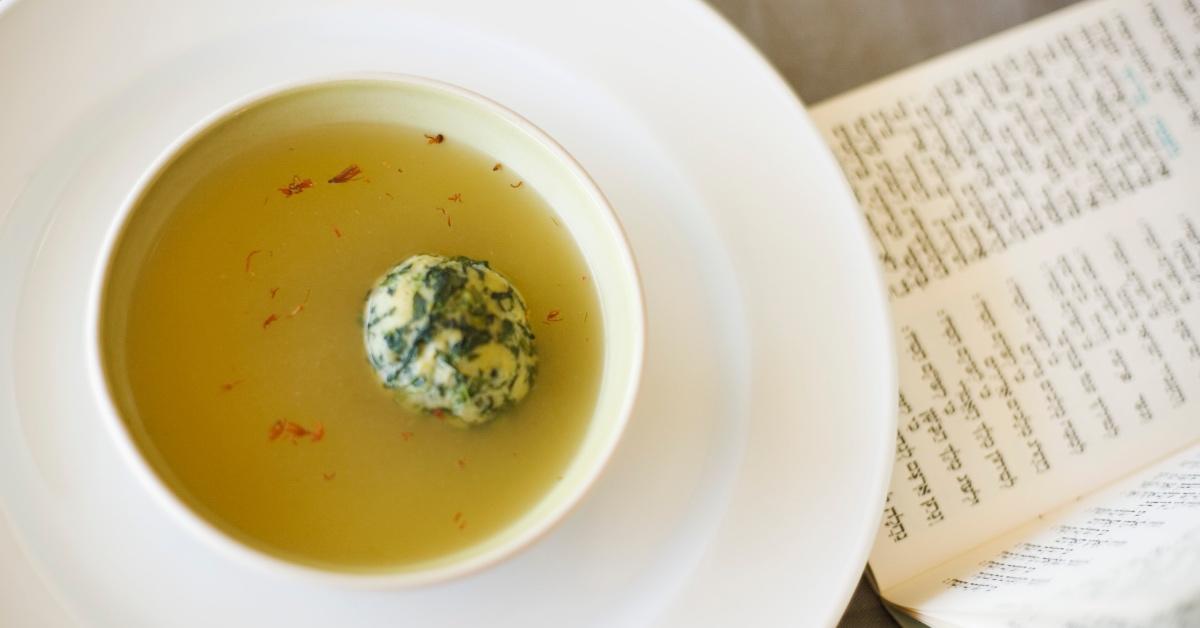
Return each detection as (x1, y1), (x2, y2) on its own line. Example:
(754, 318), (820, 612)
(87, 74), (645, 588)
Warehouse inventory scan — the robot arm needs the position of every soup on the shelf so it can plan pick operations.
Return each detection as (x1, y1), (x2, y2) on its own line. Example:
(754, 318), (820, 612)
(99, 89), (604, 571)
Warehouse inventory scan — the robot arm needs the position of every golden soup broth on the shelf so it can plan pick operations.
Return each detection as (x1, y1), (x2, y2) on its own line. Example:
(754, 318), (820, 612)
(101, 113), (603, 570)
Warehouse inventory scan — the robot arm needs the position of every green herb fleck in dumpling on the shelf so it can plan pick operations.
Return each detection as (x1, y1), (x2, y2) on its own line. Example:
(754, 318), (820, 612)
(363, 254), (537, 425)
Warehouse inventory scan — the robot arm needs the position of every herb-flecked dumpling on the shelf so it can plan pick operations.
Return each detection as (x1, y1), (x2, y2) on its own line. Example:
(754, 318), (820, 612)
(363, 254), (537, 425)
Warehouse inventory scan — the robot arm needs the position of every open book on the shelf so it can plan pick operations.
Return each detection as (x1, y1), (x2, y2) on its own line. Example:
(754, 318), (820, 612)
(808, 1), (1200, 626)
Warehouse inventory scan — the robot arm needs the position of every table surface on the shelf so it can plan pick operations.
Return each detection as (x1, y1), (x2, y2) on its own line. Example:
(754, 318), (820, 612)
(702, 0), (1079, 625)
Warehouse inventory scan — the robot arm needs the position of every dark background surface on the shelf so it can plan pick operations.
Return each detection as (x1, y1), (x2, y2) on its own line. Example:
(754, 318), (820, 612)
(702, 0), (1079, 625)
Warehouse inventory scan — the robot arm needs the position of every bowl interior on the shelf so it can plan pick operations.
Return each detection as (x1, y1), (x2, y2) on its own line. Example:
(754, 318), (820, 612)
(96, 77), (644, 583)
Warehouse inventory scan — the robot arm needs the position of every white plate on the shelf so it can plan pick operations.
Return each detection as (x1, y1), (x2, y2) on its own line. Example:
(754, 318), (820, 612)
(0, 0), (896, 626)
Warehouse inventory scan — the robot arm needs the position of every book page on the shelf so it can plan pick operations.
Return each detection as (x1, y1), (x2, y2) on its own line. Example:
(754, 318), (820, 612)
(885, 443), (1200, 628)
(809, 0), (1200, 590)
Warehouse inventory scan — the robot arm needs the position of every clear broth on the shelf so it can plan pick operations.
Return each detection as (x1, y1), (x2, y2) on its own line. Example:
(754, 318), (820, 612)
(100, 103), (603, 571)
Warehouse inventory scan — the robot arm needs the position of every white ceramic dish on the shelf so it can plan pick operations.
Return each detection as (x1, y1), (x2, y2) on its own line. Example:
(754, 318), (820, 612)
(88, 75), (646, 588)
(0, 0), (896, 626)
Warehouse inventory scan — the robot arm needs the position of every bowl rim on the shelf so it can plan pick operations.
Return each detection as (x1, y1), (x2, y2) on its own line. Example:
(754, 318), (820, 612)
(82, 71), (647, 589)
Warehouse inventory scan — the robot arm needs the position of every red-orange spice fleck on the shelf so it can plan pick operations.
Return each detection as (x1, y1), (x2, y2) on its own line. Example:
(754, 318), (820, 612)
(323, 471), (336, 481)
(262, 313), (279, 329)
(278, 176), (313, 197)
(332, 225), (343, 238)
(456, 458), (466, 470)
(510, 180), (523, 189)
(458, 521), (467, 530)
(267, 419), (325, 444)
(544, 309), (562, 324)
(447, 192), (462, 203)
(432, 408), (446, 420)
(244, 249), (266, 274)
(452, 512), (462, 522)
(401, 431), (414, 441)
(220, 380), (243, 392)
(327, 164), (362, 184)
(424, 133), (444, 144)
(269, 287), (279, 299)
